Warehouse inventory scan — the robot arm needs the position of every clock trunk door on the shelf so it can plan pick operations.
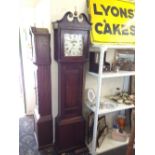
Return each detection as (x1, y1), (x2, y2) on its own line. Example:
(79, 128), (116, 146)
(59, 63), (83, 118)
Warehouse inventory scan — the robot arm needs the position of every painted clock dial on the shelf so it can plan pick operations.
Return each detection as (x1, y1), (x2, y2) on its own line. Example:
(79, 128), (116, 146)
(64, 33), (83, 56)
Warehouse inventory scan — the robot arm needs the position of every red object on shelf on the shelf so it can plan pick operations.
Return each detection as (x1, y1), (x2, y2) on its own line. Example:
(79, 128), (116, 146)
(117, 116), (126, 129)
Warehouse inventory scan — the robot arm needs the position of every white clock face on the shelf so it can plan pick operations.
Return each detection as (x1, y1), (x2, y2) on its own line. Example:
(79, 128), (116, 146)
(64, 33), (83, 56)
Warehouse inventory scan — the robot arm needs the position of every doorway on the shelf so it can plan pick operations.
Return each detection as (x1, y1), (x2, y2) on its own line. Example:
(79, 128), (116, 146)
(19, 29), (26, 117)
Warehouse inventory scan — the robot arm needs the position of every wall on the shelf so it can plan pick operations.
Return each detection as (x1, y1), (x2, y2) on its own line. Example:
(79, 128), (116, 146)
(35, 0), (52, 29)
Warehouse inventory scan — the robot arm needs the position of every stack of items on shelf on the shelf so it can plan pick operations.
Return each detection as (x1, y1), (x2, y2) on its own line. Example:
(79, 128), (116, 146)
(89, 49), (135, 74)
(111, 114), (128, 142)
(108, 91), (135, 105)
(85, 88), (135, 112)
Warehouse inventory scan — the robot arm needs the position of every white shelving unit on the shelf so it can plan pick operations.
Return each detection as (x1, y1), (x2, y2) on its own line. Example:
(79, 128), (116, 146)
(86, 45), (135, 155)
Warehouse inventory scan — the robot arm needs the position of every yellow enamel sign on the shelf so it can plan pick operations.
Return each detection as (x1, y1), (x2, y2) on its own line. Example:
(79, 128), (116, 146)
(88, 0), (135, 45)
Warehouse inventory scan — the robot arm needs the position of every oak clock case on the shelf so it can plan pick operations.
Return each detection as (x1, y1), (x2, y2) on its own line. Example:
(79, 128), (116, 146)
(53, 11), (90, 153)
(29, 27), (53, 149)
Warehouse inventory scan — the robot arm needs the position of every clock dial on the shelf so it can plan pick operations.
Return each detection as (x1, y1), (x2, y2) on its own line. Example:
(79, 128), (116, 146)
(64, 33), (83, 56)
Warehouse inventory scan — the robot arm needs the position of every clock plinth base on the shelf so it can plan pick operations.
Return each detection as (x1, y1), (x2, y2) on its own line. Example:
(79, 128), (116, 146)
(56, 145), (88, 155)
(34, 110), (53, 150)
(55, 116), (86, 154)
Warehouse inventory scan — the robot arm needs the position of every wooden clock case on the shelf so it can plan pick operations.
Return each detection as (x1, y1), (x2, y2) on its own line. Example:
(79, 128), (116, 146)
(29, 27), (53, 149)
(53, 12), (91, 154)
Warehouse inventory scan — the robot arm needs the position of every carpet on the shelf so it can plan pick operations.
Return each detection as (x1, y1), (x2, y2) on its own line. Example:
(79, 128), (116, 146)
(19, 115), (55, 155)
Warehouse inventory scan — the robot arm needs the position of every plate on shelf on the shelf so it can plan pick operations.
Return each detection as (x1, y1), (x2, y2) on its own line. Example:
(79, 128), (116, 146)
(87, 99), (118, 110)
(103, 101), (117, 109)
(101, 100), (117, 110)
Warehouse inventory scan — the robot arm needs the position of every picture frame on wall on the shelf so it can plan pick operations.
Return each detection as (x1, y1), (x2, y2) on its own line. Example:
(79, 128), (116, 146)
(113, 49), (135, 71)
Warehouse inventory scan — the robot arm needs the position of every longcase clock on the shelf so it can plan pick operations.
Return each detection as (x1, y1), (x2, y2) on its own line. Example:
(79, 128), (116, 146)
(53, 11), (90, 154)
(29, 27), (53, 149)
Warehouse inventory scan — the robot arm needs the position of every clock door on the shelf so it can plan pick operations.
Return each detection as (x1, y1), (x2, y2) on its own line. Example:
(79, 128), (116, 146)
(60, 63), (83, 118)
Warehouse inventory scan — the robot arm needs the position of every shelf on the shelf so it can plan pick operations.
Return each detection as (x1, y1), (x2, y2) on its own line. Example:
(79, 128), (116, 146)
(86, 101), (134, 115)
(88, 71), (135, 79)
(90, 44), (135, 51)
(87, 131), (130, 154)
